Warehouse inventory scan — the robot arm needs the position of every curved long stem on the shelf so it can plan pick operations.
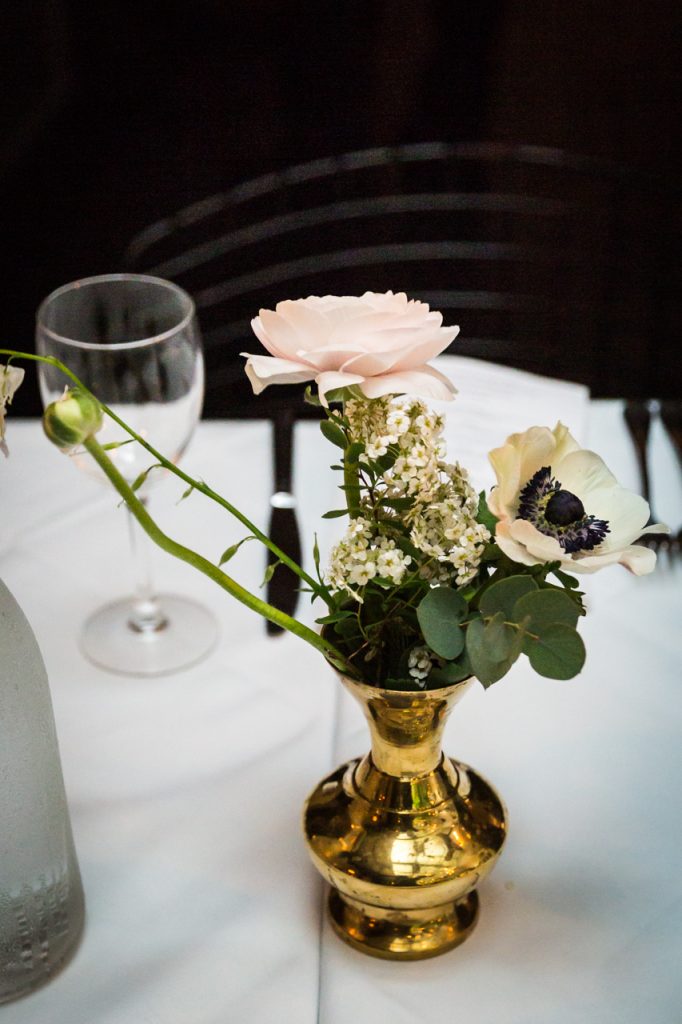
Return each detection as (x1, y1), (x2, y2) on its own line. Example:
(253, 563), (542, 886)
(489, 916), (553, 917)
(1, 350), (332, 607)
(82, 435), (349, 666)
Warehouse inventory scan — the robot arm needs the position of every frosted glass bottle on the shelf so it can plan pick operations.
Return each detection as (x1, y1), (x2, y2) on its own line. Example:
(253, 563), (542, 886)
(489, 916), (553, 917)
(0, 578), (85, 1003)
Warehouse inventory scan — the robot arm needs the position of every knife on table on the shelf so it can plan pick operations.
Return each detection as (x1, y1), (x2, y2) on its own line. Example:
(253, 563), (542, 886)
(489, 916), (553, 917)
(266, 407), (302, 634)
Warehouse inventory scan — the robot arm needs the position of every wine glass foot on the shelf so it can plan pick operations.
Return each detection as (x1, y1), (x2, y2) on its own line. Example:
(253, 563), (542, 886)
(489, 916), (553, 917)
(81, 595), (219, 676)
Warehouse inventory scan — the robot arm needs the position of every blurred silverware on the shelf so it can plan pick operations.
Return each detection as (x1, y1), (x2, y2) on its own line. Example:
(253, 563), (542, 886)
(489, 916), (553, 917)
(623, 399), (670, 553)
(266, 408), (302, 634)
(659, 400), (682, 554)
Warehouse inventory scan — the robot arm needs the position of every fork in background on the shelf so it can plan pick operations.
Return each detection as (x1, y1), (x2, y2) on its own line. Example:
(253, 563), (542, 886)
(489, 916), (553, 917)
(659, 400), (682, 554)
(265, 407), (302, 635)
(623, 400), (671, 554)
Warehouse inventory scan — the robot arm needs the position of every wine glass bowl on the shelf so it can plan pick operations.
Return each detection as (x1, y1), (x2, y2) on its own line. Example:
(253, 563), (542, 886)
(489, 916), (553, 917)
(36, 274), (218, 676)
(37, 274), (204, 486)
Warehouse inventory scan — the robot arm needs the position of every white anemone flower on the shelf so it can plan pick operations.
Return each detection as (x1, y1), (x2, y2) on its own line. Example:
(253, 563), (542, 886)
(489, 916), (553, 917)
(0, 364), (25, 456)
(487, 422), (667, 575)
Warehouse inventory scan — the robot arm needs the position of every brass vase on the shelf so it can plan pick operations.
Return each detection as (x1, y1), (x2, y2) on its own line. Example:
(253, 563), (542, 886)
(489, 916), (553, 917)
(303, 674), (507, 960)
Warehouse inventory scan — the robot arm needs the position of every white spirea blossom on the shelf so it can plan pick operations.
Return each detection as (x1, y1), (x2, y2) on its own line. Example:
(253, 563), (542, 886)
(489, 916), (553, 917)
(325, 397), (489, 598)
(326, 517), (412, 599)
(408, 646), (433, 686)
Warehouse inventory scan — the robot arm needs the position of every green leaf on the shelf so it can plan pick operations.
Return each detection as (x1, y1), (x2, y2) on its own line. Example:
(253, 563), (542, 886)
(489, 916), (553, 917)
(320, 419), (347, 449)
(303, 385), (321, 406)
(345, 441), (365, 465)
(313, 533), (321, 576)
(374, 450), (398, 473)
(384, 676), (420, 692)
(380, 496), (414, 511)
(465, 618), (509, 688)
(526, 624), (586, 679)
(261, 561), (280, 586)
(514, 588), (580, 636)
(552, 568), (580, 590)
(316, 610), (355, 625)
(101, 438), (135, 451)
(428, 659), (472, 686)
(483, 612), (513, 661)
(477, 490), (499, 532)
(479, 575), (538, 620)
(321, 508), (349, 519)
(416, 587), (467, 660)
(131, 463), (162, 492)
(335, 616), (362, 640)
(218, 535), (254, 566)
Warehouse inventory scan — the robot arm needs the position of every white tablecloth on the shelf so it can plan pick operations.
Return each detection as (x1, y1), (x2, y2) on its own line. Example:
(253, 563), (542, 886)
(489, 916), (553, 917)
(1, 358), (680, 1023)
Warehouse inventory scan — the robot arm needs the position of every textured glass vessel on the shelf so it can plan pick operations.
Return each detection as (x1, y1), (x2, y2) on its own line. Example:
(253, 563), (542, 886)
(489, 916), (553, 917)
(0, 578), (85, 1004)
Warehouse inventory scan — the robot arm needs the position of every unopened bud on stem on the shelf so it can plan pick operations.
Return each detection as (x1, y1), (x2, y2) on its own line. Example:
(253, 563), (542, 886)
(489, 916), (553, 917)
(43, 387), (103, 450)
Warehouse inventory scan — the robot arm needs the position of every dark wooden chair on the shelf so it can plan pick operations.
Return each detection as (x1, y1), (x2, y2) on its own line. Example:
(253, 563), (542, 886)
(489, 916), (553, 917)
(123, 141), (679, 625)
(124, 140), (679, 414)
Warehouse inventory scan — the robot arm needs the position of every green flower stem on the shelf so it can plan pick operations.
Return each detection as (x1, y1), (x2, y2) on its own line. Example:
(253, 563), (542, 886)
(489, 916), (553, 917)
(82, 434), (348, 666)
(343, 455), (362, 518)
(0, 350), (332, 607)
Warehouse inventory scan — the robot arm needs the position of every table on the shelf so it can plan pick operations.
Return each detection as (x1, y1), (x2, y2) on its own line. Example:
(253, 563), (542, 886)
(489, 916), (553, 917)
(1, 358), (680, 1023)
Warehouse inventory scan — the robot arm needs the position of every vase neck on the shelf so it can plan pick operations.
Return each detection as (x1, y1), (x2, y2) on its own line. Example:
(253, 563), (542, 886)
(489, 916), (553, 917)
(342, 676), (474, 778)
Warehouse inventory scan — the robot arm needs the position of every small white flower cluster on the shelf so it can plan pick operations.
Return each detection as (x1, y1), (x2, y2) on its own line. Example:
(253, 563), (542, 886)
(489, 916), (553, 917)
(346, 396), (446, 500)
(326, 517), (412, 597)
(411, 500), (490, 587)
(326, 397), (489, 598)
(408, 645), (433, 686)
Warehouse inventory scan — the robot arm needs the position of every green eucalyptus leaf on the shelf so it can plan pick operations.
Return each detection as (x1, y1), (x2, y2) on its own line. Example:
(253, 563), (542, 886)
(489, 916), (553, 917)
(416, 587), (467, 659)
(514, 588), (580, 636)
(321, 509), (349, 519)
(320, 419), (347, 449)
(526, 624), (586, 679)
(428, 660), (472, 686)
(465, 618), (509, 688)
(479, 575), (538, 620)
(483, 611), (513, 661)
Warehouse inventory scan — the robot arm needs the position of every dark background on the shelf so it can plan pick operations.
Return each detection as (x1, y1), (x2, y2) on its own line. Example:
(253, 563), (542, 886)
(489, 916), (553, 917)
(3, 0), (680, 414)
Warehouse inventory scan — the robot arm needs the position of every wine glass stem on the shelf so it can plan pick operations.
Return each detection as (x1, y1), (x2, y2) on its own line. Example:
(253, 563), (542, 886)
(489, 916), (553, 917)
(127, 502), (168, 634)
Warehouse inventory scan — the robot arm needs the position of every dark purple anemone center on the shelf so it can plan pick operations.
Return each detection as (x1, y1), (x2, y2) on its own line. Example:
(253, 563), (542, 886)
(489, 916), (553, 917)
(517, 466), (610, 554)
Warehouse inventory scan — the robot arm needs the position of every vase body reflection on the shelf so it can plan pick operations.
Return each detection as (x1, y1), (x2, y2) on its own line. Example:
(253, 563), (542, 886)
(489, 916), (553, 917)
(304, 674), (507, 960)
(0, 580), (85, 1003)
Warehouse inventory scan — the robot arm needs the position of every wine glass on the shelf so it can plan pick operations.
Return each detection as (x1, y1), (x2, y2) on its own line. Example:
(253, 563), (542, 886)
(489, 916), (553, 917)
(36, 273), (219, 676)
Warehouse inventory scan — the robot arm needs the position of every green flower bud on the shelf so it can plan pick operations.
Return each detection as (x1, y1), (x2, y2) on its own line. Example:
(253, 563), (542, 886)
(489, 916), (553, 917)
(43, 387), (103, 450)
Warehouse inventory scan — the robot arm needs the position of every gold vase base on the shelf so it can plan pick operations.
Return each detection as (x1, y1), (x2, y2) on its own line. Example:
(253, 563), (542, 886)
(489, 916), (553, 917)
(327, 887), (479, 961)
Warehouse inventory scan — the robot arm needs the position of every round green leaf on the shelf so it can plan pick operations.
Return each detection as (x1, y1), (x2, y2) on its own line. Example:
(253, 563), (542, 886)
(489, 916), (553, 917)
(526, 624), (586, 679)
(514, 588), (580, 634)
(417, 587), (467, 659)
(479, 575), (538, 620)
(466, 617), (517, 689)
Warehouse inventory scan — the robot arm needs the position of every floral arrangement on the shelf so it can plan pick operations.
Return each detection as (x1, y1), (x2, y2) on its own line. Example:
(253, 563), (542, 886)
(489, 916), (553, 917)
(1, 292), (662, 690)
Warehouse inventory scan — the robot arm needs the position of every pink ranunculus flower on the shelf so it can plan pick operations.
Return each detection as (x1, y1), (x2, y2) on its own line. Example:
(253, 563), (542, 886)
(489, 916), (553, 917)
(242, 292), (459, 405)
(488, 422), (667, 575)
